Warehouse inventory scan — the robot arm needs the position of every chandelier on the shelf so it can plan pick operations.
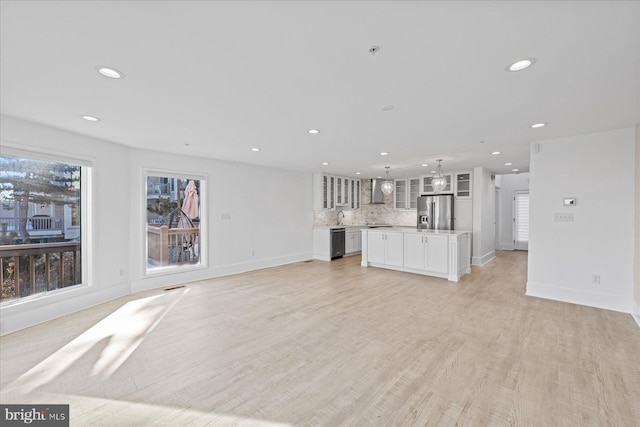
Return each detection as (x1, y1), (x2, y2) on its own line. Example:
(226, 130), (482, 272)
(431, 159), (447, 193)
(381, 166), (394, 195)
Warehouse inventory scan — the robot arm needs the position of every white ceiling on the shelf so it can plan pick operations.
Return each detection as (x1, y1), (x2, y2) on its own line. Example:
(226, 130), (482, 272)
(1, 1), (639, 178)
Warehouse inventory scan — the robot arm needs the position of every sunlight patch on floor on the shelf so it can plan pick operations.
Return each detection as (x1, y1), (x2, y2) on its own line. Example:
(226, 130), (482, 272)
(5, 288), (188, 394)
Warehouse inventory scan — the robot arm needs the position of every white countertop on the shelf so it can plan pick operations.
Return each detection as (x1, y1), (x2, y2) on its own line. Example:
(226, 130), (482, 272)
(313, 224), (392, 230)
(314, 224), (471, 236)
(362, 227), (471, 236)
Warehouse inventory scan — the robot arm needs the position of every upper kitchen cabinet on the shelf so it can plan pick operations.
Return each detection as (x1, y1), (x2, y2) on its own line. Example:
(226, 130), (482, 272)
(313, 173), (335, 211)
(420, 173), (453, 195)
(454, 171), (472, 199)
(394, 178), (420, 209)
(313, 174), (360, 211)
(348, 178), (361, 210)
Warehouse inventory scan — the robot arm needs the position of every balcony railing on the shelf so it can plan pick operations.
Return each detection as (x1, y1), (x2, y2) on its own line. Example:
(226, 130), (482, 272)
(147, 225), (199, 267)
(0, 242), (81, 302)
(0, 216), (63, 232)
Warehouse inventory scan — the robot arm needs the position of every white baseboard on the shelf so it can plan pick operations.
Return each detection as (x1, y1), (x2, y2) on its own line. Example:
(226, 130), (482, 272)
(472, 250), (496, 266)
(132, 252), (313, 293)
(526, 281), (631, 314)
(497, 243), (515, 251)
(0, 281), (131, 336)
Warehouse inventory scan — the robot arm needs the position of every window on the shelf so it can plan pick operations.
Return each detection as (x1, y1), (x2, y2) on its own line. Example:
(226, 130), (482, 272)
(145, 171), (205, 274)
(0, 154), (84, 302)
(514, 190), (529, 251)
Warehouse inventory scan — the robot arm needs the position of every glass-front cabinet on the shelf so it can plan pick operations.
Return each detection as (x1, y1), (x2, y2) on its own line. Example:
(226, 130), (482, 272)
(394, 177), (420, 209)
(454, 171), (472, 198)
(420, 173), (453, 194)
(313, 173), (360, 211)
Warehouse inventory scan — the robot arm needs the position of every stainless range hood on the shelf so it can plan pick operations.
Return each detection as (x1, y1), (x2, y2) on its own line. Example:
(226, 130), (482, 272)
(370, 179), (385, 204)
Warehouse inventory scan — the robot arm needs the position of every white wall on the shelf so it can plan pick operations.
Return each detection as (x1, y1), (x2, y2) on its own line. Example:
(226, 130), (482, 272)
(129, 149), (313, 292)
(527, 127), (635, 313)
(634, 123), (640, 326)
(496, 173), (530, 250)
(0, 115), (314, 334)
(471, 167), (496, 265)
(1, 115), (132, 334)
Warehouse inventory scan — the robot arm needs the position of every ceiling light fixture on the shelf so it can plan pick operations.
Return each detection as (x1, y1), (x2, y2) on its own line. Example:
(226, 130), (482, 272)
(507, 58), (536, 72)
(505, 162), (513, 166)
(431, 159), (448, 193)
(251, 148), (260, 152)
(530, 122), (546, 128)
(308, 129), (320, 134)
(356, 172), (361, 175)
(322, 162), (329, 166)
(381, 167), (394, 195)
(512, 168), (519, 172)
(81, 115), (100, 122)
(421, 164), (428, 167)
(380, 152), (389, 156)
(491, 151), (501, 155)
(96, 66), (125, 79)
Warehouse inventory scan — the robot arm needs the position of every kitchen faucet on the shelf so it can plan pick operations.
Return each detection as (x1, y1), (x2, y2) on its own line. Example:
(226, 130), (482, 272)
(337, 211), (345, 226)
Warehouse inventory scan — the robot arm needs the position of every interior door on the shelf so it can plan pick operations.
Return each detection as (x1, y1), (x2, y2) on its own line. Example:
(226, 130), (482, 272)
(514, 190), (529, 250)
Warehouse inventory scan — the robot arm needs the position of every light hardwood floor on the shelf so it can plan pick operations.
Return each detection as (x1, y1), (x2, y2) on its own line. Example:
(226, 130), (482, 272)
(1, 251), (639, 426)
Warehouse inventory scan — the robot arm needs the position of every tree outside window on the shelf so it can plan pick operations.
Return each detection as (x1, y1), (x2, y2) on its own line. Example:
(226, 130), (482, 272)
(0, 155), (83, 302)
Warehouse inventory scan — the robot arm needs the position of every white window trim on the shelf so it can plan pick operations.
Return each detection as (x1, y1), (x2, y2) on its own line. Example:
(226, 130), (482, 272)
(141, 167), (207, 278)
(0, 144), (92, 307)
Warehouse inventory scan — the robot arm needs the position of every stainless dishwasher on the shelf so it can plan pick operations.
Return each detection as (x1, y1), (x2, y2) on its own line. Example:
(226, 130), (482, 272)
(330, 228), (345, 260)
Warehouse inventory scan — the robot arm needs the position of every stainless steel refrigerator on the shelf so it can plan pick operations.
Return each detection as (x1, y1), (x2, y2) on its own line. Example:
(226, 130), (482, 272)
(417, 194), (454, 230)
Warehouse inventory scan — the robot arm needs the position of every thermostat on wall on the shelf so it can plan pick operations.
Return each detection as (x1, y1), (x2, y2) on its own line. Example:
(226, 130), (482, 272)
(563, 198), (576, 206)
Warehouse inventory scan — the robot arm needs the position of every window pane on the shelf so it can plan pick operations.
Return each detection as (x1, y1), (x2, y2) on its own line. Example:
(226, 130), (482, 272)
(0, 155), (82, 302)
(146, 175), (202, 272)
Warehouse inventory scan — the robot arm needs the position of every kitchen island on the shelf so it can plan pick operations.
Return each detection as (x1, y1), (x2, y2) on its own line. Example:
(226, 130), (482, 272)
(361, 227), (471, 282)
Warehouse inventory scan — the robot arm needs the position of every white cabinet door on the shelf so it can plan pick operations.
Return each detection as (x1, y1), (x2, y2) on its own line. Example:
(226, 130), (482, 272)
(454, 171), (472, 199)
(425, 234), (448, 273)
(408, 178), (420, 209)
(420, 173), (453, 195)
(367, 232), (386, 264)
(404, 233), (425, 269)
(394, 179), (407, 209)
(345, 229), (362, 254)
(386, 233), (404, 267)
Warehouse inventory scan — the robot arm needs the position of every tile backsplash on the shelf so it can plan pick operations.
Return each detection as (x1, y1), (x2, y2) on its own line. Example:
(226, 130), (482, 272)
(313, 179), (416, 227)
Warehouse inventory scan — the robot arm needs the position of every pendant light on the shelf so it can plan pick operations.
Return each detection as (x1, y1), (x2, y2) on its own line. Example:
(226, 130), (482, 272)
(431, 159), (447, 193)
(381, 166), (394, 195)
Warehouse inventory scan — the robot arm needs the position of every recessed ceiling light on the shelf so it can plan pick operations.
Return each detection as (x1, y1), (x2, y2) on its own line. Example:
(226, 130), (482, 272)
(421, 164), (428, 167)
(506, 58), (536, 72)
(96, 66), (125, 79)
(505, 162), (512, 166)
(251, 148), (260, 152)
(356, 172), (361, 175)
(491, 151), (501, 155)
(530, 122), (546, 128)
(308, 129), (320, 134)
(322, 162), (329, 166)
(81, 115), (100, 122)
(512, 168), (519, 172)
(380, 152), (389, 156)
(431, 170), (436, 174)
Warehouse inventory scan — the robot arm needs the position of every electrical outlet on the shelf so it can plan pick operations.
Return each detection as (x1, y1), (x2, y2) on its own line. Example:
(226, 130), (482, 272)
(118, 267), (124, 276)
(251, 250), (255, 257)
(221, 213), (231, 220)
(592, 274), (600, 284)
